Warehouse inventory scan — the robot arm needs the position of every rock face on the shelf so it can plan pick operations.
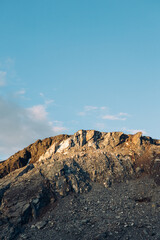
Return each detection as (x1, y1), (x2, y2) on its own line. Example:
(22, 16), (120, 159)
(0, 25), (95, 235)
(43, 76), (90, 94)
(0, 134), (70, 178)
(0, 130), (160, 239)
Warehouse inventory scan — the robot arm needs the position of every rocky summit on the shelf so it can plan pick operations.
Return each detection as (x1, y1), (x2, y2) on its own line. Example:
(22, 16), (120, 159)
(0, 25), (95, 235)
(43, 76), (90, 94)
(0, 130), (160, 240)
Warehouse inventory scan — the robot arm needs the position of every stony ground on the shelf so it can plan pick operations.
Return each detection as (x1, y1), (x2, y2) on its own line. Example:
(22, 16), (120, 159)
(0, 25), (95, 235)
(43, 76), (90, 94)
(1, 130), (160, 240)
(17, 175), (160, 240)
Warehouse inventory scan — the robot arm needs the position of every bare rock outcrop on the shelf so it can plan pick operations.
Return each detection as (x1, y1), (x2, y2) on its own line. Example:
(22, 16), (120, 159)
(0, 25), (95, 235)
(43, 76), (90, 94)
(0, 134), (70, 178)
(0, 130), (160, 239)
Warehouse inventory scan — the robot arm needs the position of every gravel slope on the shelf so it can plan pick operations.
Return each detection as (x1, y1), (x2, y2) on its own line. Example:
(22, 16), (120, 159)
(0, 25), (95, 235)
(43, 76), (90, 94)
(19, 175), (160, 240)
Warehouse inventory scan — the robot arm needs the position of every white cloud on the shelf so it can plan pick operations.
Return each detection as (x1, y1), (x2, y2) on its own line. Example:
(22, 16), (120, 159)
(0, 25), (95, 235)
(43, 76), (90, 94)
(52, 126), (68, 133)
(39, 92), (54, 106)
(122, 127), (147, 135)
(52, 120), (68, 133)
(15, 89), (26, 95)
(45, 99), (54, 105)
(5, 58), (15, 69)
(102, 112), (130, 121)
(119, 112), (130, 116)
(0, 97), (67, 159)
(27, 105), (48, 121)
(40, 92), (44, 97)
(100, 106), (107, 110)
(0, 71), (6, 86)
(77, 111), (86, 116)
(84, 105), (98, 111)
(78, 105), (107, 116)
(102, 115), (126, 121)
(95, 122), (106, 130)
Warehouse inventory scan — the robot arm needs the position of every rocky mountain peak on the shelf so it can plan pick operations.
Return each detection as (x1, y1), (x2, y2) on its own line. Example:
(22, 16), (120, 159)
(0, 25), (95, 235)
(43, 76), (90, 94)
(0, 130), (160, 239)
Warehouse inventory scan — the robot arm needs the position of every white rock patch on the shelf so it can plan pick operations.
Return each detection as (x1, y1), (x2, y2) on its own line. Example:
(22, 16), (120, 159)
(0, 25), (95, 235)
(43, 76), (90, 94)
(57, 138), (71, 153)
(39, 143), (56, 162)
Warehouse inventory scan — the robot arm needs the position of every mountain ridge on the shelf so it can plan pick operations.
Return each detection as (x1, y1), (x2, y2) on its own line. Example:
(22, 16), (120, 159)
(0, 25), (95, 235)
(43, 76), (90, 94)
(0, 130), (160, 239)
(0, 130), (160, 179)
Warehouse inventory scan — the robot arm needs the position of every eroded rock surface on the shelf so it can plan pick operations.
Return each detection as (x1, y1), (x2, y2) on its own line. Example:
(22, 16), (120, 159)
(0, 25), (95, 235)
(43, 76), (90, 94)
(0, 134), (70, 178)
(0, 130), (160, 239)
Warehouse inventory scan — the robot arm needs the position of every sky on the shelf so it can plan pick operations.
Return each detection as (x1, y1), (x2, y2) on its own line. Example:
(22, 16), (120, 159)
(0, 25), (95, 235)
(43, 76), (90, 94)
(0, 0), (160, 159)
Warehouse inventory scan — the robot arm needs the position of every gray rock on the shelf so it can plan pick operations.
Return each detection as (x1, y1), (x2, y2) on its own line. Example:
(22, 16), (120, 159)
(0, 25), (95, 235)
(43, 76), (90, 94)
(0, 130), (160, 239)
(35, 220), (47, 229)
(135, 167), (142, 173)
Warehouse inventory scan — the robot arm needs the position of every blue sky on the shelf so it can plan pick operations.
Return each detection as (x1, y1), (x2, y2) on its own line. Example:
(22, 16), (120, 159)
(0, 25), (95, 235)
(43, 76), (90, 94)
(0, 0), (160, 159)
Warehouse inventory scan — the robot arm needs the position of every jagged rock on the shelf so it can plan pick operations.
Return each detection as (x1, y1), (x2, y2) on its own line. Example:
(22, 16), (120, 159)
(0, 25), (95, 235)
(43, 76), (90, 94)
(0, 134), (70, 178)
(101, 132), (126, 148)
(132, 132), (142, 145)
(0, 130), (160, 239)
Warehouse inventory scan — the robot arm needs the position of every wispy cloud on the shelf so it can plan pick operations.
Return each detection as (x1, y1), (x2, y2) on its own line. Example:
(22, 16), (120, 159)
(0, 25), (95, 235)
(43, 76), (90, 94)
(102, 114), (127, 121)
(40, 92), (44, 97)
(45, 99), (54, 105)
(52, 126), (68, 133)
(78, 105), (107, 116)
(15, 89), (26, 95)
(40, 92), (54, 106)
(52, 120), (68, 133)
(78, 111), (86, 116)
(0, 71), (7, 86)
(122, 127), (147, 135)
(95, 122), (106, 130)
(100, 106), (107, 110)
(0, 97), (67, 159)
(119, 112), (130, 117)
(5, 58), (15, 69)
(27, 105), (48, 121)
(84, 105), (98, 111)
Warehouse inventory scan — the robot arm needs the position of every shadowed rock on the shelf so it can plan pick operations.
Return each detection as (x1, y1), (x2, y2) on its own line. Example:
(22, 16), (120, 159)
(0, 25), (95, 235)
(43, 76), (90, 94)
(0, 130), (160, 239)
(0, 134), (70, 178)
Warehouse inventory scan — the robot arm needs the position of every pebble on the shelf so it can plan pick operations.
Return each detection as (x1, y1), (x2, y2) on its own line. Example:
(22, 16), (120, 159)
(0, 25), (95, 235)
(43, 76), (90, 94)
(19, 234), (28, 239)
(35, 220), (47, 229)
